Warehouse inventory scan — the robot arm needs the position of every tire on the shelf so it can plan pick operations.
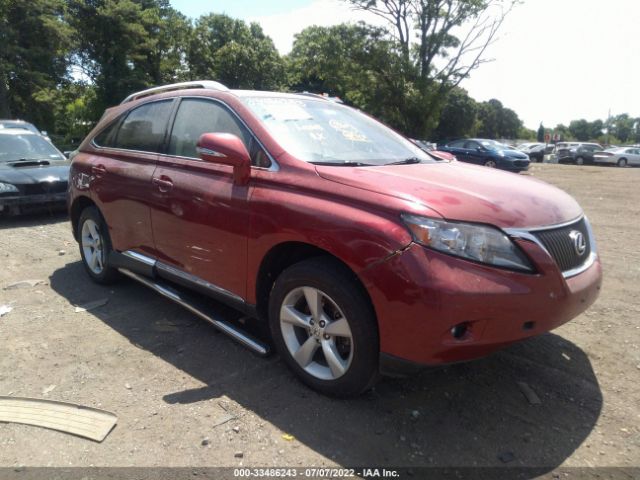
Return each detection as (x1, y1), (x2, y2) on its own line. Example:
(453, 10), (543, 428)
(78, 206), (120, 284)
(618, 158), (627, 167)
(483, 159), (497, 168)
(268, 257), (379, 397)
(575, 156), (584, 165)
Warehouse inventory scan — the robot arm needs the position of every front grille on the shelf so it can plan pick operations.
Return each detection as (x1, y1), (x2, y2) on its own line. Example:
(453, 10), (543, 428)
(533, 218), (591, 272)
(513, 160), (529, 167)
(21, 181), (68, 195)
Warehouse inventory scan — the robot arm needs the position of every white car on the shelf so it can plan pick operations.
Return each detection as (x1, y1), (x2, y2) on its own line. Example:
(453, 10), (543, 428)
(593, 147), (640, 167)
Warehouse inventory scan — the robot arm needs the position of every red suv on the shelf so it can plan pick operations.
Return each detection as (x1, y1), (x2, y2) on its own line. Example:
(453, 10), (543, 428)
(69, 81), (602, 396)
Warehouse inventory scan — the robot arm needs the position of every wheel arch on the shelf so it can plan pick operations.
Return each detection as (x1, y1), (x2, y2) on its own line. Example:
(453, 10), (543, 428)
(254, 241), (376, 324)
(70, 195), (97, 241)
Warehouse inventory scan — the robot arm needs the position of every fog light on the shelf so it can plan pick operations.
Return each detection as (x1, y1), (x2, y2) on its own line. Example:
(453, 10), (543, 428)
(451, 323), (469, 339)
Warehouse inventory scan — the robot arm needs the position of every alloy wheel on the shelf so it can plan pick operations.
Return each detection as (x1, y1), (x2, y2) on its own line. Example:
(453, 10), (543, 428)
(81, 219), (105, 275)
(279, 286), (353, 381)
(484, 160), (497, 168)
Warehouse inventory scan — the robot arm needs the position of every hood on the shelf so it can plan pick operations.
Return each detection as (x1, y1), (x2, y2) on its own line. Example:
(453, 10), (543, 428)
(501, 149), (528, 159)
(0, 160), (70, 185)
(315, 161), (582, 229)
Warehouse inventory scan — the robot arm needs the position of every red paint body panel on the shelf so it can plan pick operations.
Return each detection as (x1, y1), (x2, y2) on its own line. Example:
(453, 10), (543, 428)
(79, 149), (157, 256)
(149, 156), (250, 298)
(316, 161), (582, 228)
(69, 87), (603, 370)
(360, 241), (602, 364)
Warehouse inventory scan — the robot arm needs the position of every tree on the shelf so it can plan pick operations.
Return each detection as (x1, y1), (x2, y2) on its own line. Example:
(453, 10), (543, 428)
(288, 23), (419, 132)
(537, 123), (545, 142)
(433, 87), (478, 141)
(0, 0), (72, 131)
(474, 99), (522, 139)
(345, 0), (517, 135)
(67, 0), (189, 113)
(188, 14), (284, 89)
(569, 119), (591, 141)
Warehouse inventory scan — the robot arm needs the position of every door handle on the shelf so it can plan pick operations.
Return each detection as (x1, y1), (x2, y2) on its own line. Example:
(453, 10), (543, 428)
(91, 165), (107, 177)
(152, 176), (173, 193)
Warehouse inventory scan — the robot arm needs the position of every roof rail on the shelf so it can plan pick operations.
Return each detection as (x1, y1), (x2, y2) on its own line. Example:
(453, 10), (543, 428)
(120, 80), (229, 104)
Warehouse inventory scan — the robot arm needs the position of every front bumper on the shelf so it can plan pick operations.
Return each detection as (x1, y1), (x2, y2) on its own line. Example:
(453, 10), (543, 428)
(501, 160), (530, 172)
(361, 240), (602, 373)
(0, 192), (68, 214)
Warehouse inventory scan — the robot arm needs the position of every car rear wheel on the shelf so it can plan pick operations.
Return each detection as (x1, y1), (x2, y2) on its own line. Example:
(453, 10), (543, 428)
(268, 257), (379, 397)
(618, 158), (627, 167)
(78, 206), (119, 284)
(484, 159), (497, 168)
(575, 156), (585, 165)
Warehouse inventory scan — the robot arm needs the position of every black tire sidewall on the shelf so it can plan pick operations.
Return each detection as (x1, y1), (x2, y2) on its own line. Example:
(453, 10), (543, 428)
(268, 258), (379, 397)
(78, 206), (119, 284)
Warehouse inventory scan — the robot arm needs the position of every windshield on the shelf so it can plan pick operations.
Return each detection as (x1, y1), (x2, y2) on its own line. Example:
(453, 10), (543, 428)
(241, 96), (434, 166)
(0, 133), (65, 162)
(0, 121), (39, 134)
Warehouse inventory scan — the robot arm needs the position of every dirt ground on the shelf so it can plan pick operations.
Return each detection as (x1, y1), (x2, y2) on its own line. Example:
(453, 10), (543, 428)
(0, 163), (638, 477)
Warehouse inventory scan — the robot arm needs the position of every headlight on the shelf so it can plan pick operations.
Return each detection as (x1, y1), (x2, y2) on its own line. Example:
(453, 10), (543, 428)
(402, 214), (534, 272)
(0, 182), (19, 194)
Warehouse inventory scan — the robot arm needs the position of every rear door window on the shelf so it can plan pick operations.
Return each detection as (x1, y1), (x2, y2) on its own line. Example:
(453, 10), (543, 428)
(112, 100), (173, 152)
(447, 140), (466, 148)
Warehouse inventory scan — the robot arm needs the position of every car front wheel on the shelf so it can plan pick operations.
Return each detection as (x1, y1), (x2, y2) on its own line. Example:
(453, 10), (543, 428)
(484, 159), (497, 168)
(618, 158), (627, 167)
(269, 258), (379, 397)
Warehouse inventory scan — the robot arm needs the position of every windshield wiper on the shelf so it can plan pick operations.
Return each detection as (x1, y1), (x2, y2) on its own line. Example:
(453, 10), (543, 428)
(309, 161), (374, 167)
(383, 157), (422, 166)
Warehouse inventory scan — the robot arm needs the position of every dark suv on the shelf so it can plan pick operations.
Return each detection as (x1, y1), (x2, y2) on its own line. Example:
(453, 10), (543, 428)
(68, 81), (602, 396)
(555, 143), (603, 165)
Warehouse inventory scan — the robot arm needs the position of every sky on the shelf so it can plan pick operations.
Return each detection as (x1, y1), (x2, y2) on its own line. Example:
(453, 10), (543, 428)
(171, 0), (640, 130)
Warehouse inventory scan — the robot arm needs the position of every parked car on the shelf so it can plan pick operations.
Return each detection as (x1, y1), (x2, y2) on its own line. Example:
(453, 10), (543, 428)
(593, 146), (640, 167)
(0, 129), (69, 215)
(555, 142), (603, 165)
(438, 138), (530, 171)
(518, 143), (547, 162)
(410, 139), (456, 162)
(68, 81), (602, 396)
(0, 119), (51, 143)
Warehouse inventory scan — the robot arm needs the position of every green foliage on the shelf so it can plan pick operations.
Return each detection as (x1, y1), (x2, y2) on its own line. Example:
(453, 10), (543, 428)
(519, 127), (536, 141)
(433, 87), (478, 141)
(2, 1), (636, 150)
(189, 15), (284, 89)
(67, 0), (189, 112)
(0, 0), (72, 131)
(475, 99), (522, 139)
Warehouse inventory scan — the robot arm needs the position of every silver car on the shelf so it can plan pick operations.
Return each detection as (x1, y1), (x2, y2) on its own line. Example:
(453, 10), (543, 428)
(593, 147), (640, 167)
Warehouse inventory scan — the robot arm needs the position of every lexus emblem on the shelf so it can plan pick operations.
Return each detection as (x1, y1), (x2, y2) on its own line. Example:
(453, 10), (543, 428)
(569, 230), (587, 256)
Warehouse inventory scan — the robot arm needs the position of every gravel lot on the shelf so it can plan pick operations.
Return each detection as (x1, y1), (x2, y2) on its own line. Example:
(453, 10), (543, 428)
(0, 164), (638, 476)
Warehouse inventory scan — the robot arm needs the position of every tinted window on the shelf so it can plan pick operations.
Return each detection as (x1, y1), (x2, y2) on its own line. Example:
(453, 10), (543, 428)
(112, 100), (172, 152)
(447, 140), (466, 148)
(93, 119), (121, 148)
(168, 99), (253, 159)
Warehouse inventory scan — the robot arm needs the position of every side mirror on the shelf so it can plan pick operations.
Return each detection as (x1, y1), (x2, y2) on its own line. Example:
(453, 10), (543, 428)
(476, 146), (484, 152)
(196, 133), (251, 185)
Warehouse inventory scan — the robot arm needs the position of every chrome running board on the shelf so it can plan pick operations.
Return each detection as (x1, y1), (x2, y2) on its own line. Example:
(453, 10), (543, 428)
(118, 268), (270, 356)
